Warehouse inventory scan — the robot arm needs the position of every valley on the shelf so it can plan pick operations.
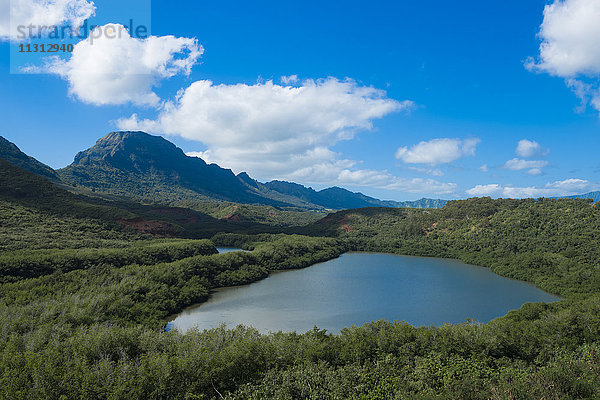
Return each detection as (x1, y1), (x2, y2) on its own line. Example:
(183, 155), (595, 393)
(1, 134), (600, 398)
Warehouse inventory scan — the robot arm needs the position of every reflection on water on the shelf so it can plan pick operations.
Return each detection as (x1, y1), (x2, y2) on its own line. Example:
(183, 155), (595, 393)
(171, 252), (560, 334)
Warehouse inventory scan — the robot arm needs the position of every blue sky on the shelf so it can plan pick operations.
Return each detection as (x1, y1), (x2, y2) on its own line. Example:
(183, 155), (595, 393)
(1, 0), (600, 200)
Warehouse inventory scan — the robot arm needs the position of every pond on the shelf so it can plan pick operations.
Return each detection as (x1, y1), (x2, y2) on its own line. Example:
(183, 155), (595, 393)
(216, 247), (247, 254)
(170, 252), (560, 333)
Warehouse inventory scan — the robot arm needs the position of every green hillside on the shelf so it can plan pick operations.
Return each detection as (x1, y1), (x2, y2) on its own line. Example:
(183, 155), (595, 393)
(55, 131), (447, 211)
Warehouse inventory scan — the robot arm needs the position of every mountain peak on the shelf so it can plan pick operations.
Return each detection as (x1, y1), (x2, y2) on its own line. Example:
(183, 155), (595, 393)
(97, 131), (161, 145)
(72, 131), (194, 171)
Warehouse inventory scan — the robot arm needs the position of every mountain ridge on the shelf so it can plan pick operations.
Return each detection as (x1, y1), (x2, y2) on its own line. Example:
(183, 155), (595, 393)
(2, 132), (448, 210)
(264, 180), (447, 209)
(561, 191), (600, 203)
(0, 136), (59, 180)
(55, 131), (449, 210)
(59, 131), (314, 208)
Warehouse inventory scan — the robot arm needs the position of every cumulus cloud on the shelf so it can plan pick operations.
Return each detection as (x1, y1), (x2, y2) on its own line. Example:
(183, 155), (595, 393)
(526, 168), (544, 176)
(291, 164), (457, 194)
(516, 139), (549, 158)
(407, 166), (444, 177)
(395, 138), (480, 165)
(118, 77), (456, 194)
(466, 178), (598, 199)
(527, 0), (600, 113)
(466, 184), (503, 197)
(120, 78), (403, 171)
(31, 23), (202, 106)
(0, 0), (95, 41)
(281, 75), (299, 85)
(503, 158), (549, 175)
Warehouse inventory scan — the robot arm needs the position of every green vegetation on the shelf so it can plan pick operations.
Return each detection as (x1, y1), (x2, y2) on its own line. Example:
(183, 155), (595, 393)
(0, 239), (218, 282)
(0, 198), (144, 251)
(179, 201), (325, 227)
(3, 148), (600, 399)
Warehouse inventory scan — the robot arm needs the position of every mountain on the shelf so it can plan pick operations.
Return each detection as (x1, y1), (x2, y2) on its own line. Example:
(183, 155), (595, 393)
(562, 191), (600, 203)
(58, 131), (314, 208)
(0, 154), (294, 241)
(0, 136), (58, 180)
(58, 131), (446, 210)
(264, 180), (447, 209)
(1, 132), (446, 211)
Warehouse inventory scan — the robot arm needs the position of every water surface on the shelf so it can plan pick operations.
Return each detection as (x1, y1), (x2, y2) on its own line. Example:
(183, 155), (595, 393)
(171, 252), (560, 333)
(216, 247), (247, 254)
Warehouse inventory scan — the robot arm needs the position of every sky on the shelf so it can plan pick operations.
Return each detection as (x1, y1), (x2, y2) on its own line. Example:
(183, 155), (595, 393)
(1, 0), (600, 201)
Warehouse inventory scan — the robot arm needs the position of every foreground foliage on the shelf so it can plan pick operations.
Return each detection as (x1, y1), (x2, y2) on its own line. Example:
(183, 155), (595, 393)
(2, 196), (600, 398)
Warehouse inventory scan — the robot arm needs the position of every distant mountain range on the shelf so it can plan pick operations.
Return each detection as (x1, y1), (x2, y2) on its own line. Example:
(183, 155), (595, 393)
(264, 180), (446, 209)
(561, 192), (600, 203)
(0, 131), (445, 210)
(1, 132), (598, 211)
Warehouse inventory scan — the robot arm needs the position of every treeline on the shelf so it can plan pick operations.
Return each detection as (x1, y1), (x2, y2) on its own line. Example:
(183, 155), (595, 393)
(0, 239), (218, 282)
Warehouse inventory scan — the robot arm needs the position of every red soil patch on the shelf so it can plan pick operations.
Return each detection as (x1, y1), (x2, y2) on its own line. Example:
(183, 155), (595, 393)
(118, 218), (176, 236)
(343, 224), (355, 233)
(221, 213), (244, 223)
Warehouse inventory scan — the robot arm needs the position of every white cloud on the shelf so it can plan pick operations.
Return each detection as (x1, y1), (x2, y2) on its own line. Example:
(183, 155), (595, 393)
(407, 166), (444, 177)
(188, 149), (457, 195)
(528, 0), (600, 113)
(466, 178), (599, 199)
(529, 0), (600, 77)
(31, 23), (202, 106)
(120, 77), (455, 194)
(526, 168), (544, 176)
(281, 75), (299, 85)
(478, 164), (489, 172)
(466, 184), (502, 197)
(0, 0), (95, 41)
(119, 77), (411, 152)
(296, 166), (457, 194)
(516, 139), (549, 158)
(548, 177), (596, 192)
(503, 158), (549, 174)
(395, 138), (480, 165)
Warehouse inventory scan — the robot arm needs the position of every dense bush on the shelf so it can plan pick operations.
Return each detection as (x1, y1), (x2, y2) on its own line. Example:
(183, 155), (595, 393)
(2, 198), (600, 398)
(0, 239), (218, 282)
